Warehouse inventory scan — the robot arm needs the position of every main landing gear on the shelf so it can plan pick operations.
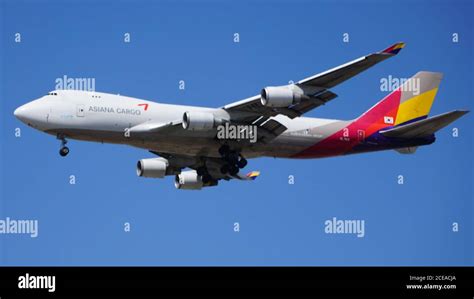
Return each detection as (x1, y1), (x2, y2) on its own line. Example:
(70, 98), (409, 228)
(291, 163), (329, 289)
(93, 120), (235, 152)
(218, 145), (247, 176)
(57, 135), (70, 157)
(196, 166), (214, 184)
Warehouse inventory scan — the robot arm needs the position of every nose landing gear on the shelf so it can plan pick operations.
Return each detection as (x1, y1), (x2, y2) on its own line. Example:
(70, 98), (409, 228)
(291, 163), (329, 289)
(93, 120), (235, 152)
(57, 135), (70, 157)
(59, 146), (70, 157)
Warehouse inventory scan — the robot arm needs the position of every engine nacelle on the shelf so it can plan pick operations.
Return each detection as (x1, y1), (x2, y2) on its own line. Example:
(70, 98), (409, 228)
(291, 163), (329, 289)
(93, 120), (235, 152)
(182, 111), (217, 131)
(136, 158), (169, 178)
(260, 85), (302, 107)
(174, 170), (203, 190)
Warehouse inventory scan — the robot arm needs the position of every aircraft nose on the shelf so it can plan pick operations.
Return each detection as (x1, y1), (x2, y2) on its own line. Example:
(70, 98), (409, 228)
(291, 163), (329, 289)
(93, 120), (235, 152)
(14, 100), (48, 127)
(14, 103), (37, 123)
(13, 106), (25, 119)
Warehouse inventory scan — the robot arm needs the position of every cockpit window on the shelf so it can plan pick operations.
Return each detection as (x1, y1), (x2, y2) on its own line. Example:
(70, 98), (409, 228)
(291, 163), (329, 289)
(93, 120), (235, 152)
(48, 92), (58, 96)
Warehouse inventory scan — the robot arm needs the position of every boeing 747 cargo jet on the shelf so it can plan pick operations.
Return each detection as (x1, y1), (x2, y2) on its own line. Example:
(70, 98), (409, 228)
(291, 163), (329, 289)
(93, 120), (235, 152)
(14, 42), (468, 190)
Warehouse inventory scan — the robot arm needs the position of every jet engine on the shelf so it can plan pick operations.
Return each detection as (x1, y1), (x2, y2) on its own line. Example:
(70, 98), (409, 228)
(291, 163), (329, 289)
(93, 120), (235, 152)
(260, 85), (303, 107)
(182, 111), (218, 131)
(136, 157), (169, 178)
(174, 170), (203, 190)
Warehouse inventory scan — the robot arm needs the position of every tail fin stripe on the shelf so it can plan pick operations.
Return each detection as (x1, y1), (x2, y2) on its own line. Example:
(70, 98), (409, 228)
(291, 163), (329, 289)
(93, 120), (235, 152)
(394, 87), (439, 126)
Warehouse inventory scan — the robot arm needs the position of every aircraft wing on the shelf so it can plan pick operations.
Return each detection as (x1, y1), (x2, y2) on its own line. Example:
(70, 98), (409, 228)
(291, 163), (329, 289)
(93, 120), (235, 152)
(297, 42), (405, 88)
(223, 42), (405, 120)
(129, 119), (182, 135)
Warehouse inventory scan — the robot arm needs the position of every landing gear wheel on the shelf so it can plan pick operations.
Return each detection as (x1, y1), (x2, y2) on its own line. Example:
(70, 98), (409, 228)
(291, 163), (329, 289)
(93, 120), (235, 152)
(202, 174), (212, 184)
(237, 157), (247, 169)
(57, 134), (69, 157)
(218, 144), (230, 156)
(226, 152), (239, 164)
(220, 165), (229, 175)
(59, 146), (69, 157)
(196, 167), (207, 176)
(228, 165), (239, 176)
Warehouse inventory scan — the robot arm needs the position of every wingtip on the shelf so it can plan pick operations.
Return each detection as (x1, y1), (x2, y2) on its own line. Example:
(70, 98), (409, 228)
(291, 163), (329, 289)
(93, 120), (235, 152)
(381, 42), (406, 55)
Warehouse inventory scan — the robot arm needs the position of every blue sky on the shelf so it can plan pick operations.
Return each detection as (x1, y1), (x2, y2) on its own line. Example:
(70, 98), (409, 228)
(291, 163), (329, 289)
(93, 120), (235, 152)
(0, 0), (472, 265)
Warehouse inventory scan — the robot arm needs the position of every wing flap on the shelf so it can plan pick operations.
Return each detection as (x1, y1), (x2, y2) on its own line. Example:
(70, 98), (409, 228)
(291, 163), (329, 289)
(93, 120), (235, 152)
(257, 118), (288, 143)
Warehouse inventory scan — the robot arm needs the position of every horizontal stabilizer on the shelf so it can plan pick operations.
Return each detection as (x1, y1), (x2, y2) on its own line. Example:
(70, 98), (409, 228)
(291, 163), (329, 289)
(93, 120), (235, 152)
(380, 110), (469, 138)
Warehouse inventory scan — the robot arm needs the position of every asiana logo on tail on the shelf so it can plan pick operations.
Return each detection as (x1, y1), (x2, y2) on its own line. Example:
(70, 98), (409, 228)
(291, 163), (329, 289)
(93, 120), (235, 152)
(384, 116), (394, 124)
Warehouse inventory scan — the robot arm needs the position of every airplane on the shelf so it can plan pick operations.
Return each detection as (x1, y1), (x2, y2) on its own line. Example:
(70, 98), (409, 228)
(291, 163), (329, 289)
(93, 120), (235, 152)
(14, 42), (468, 190)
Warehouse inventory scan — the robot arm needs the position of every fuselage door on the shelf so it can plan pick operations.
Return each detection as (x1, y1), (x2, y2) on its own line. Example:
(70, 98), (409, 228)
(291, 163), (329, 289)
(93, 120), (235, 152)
(357, 129), (365, 143)
(76, 104), (85, 117)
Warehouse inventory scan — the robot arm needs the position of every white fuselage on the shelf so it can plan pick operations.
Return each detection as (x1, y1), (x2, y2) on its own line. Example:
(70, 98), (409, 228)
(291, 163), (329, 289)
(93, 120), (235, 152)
(14, 90), (347, 159)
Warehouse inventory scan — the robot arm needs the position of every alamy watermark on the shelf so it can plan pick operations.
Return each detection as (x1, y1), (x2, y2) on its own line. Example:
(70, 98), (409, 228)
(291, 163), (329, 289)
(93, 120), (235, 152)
(217, 123), (257, 143)
(18, 273), (55, 293)
(55, 75), (96, 91)
(324, 217), (365, 238)
(380, 75), (420, 95)
(0, 217), (38, 238)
